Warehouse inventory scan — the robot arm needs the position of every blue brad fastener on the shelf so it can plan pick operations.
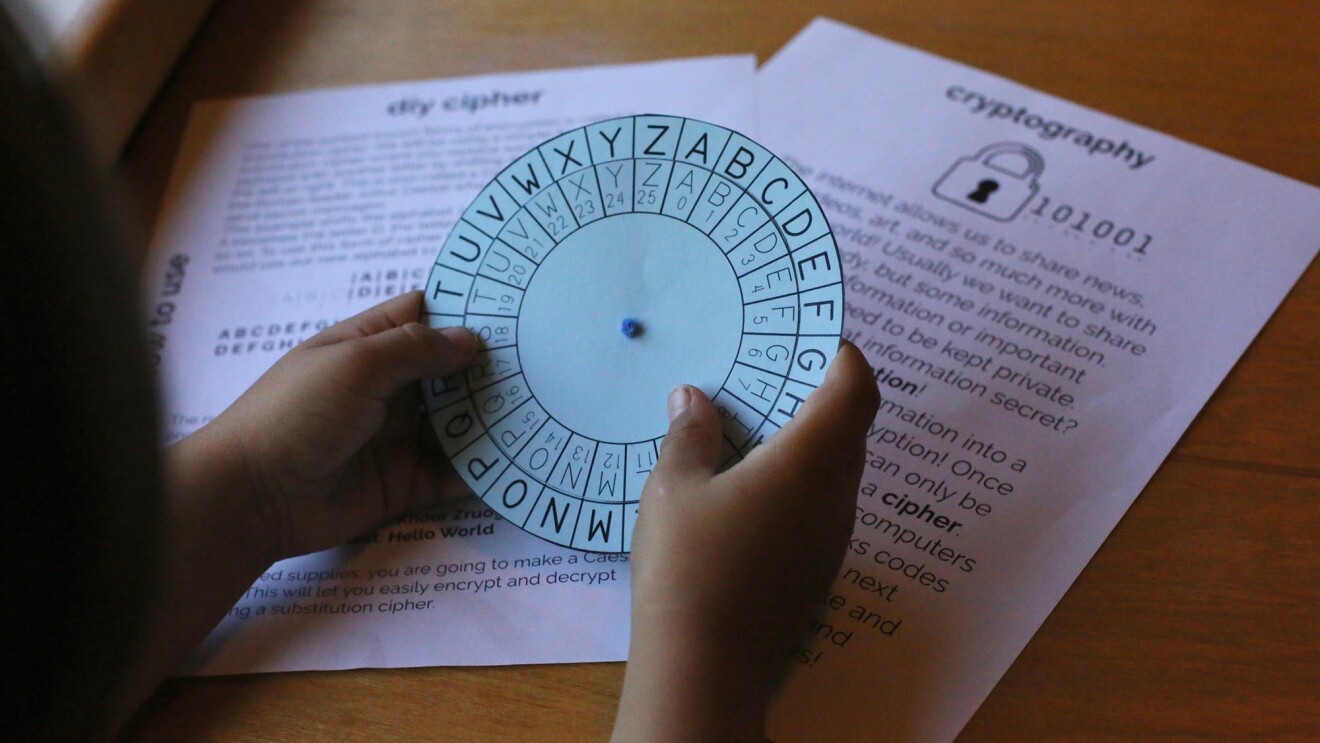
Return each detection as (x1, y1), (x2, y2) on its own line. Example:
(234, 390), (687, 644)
(621, 317), (642, 339)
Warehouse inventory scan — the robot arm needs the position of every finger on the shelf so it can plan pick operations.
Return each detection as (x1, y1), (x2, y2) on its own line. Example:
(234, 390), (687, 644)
(342, 322), (478, 401)
(651, 385), (724, 484)
(740, 341), (879, 490)
(305, 291), (428, 347)
(407, 410), (476, 510)
(416, 425), (477, 503)
(379, 375), (425, 441)
(792, 340), (880, 445)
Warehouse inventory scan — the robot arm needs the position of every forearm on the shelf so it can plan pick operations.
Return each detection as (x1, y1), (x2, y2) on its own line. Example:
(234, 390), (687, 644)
(612, 611), (771, 743)
(109, 425), (278, 732)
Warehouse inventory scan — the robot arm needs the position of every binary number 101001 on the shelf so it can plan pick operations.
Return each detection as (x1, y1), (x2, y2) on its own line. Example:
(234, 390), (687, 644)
(1027, 196), (1152, 256)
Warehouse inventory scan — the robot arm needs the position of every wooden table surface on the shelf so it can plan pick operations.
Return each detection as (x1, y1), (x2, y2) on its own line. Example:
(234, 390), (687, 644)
(119, 2), (1320, 740)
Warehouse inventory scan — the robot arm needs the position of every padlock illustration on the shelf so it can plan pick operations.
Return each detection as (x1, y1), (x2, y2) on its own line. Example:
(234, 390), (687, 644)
(931, 142), (1044, 221)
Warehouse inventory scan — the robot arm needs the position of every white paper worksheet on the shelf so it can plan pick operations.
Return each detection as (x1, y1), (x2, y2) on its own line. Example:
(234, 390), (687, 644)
(143, 23), (1319, 739)
(756, 19), (1320, 743)
(142, 56), (756, 674)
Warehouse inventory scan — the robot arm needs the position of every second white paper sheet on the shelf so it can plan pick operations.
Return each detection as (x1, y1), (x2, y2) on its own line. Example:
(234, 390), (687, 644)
(145, 56), (755, 674)
(757, 19), (1319, 743)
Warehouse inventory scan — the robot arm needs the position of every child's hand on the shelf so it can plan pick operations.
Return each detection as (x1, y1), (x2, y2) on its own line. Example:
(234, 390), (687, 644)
(119, 291), (477, 730)
(613, 342), (880, 743)
(174, 291), (478, 561)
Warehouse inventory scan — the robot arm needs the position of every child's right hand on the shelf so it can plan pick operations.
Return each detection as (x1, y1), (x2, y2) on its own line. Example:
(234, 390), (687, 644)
(612, 341), (879, 743)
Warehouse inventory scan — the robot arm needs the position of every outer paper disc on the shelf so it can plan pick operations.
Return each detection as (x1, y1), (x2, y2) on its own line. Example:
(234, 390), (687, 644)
(423, 115), (844, 553)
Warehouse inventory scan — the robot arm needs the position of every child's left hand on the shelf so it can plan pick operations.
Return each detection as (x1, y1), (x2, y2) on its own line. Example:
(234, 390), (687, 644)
(114, 291), (477, 731)
(174, 290), (478, 561)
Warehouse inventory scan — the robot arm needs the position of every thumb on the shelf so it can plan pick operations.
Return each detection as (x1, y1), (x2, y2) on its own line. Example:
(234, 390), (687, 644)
(652, 385), (724, 484)
(345, 323), (478, 401)
(741, 341), (878, 494)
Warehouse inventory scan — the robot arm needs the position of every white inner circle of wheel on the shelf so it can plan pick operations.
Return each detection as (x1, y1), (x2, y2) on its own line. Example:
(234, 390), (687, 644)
(516, 212), (743, 444)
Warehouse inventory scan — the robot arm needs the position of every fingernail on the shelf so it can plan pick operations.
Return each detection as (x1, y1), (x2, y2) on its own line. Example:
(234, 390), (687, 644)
(825, 339), (856, 381)
(667, 385), (693, 422)
(439, 326), (478, 355)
